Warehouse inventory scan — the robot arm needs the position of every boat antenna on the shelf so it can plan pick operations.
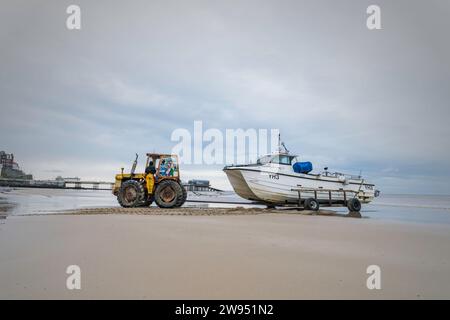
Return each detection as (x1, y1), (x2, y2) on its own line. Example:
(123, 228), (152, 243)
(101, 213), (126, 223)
(281, 142), (289, 154)
(277, 133), (281, 153)
(277, 133), (289, 154)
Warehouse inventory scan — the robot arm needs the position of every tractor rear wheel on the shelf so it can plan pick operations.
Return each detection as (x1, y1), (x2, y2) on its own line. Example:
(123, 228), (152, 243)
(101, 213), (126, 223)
(154, 180), (184, 208)
(175, 185), (187, 207)
(117, 180), (145, 208)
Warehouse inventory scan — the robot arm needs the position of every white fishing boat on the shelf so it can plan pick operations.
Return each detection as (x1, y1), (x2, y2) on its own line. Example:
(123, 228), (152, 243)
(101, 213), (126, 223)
(223, 137), (378, 211)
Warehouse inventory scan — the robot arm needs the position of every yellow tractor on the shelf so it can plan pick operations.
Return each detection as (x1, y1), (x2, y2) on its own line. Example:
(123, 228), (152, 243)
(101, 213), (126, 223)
(112, 153), (187, 208)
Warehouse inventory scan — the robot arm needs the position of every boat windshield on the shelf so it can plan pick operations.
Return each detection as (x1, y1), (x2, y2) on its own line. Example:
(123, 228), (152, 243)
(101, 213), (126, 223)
(256, 155), (272, 165)
(256, 154), (297, 165)
(271, 155), (295, 165)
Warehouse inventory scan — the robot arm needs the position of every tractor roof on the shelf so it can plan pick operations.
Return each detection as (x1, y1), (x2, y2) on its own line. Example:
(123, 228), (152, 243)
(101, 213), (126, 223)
(146, 153), (177, 158)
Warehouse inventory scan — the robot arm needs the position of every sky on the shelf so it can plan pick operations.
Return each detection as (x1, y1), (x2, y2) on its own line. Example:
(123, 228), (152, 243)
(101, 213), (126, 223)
(1, 0), (449, 193)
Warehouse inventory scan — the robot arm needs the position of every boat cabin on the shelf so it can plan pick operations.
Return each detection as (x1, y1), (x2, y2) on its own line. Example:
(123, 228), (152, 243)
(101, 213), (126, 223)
(256, 154), (298, 166)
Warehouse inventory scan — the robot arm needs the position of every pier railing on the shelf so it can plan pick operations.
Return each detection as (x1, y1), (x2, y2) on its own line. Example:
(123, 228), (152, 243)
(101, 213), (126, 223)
(0, 178), (114, 190)
(0, 178), (223, 192)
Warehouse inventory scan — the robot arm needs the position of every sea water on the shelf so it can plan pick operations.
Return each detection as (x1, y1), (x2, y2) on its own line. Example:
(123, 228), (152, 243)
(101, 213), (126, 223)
(1, 187), (450, 225)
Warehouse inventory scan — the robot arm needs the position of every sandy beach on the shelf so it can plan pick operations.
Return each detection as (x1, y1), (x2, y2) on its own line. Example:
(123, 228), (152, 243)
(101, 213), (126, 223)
(1, 207), (450, 299)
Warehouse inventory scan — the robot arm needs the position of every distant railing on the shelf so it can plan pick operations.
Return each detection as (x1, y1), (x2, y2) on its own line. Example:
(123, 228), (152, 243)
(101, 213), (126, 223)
(0, 178), (114, 190)
(0, 178), (223, 192)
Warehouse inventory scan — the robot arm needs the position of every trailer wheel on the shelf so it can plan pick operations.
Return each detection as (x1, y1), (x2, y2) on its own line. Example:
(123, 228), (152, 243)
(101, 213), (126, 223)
(305, 198), (319, 211)
(347, 198), (362, 212)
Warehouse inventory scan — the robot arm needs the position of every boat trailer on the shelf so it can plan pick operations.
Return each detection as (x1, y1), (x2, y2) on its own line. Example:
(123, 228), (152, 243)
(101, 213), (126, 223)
(290, 186), (363, 217)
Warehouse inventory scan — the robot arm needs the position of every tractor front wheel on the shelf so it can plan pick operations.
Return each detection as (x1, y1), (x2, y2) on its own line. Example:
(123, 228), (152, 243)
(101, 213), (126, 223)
(117, 180), (145, 208)
(154, 180), (183, 208)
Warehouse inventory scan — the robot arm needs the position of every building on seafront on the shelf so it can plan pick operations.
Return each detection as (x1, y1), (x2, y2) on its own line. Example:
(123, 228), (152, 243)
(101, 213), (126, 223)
(0, 151), (33, 180)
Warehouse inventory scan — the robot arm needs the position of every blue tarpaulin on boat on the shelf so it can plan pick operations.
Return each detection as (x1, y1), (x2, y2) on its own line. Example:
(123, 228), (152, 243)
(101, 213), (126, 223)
(293, 161), (313, 174)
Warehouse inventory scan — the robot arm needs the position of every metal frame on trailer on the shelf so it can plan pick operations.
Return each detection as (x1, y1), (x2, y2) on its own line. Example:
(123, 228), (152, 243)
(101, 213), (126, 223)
(290, 186), (360, 209)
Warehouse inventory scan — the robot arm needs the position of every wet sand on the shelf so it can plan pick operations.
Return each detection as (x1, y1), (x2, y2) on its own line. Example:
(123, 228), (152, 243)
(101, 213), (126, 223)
(1, 208), (450, 299)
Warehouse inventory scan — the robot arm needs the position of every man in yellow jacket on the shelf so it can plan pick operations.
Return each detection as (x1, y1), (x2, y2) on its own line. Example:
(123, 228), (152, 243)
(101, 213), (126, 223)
(145, 161), (156, 194)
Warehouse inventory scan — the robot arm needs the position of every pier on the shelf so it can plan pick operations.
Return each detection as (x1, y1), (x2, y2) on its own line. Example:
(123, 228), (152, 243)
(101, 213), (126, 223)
(0, 178), (221, 192)
(0, 178), (114, 190)
(64, 180), (115, 190)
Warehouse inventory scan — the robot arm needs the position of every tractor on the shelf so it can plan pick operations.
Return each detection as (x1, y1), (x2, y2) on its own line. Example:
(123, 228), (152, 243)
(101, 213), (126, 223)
(112, 153), (187, 208)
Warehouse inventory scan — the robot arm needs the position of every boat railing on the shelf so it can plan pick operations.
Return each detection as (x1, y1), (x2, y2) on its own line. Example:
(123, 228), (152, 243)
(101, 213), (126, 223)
(321, 171), (362, 180)
(223, 163), (261, 169)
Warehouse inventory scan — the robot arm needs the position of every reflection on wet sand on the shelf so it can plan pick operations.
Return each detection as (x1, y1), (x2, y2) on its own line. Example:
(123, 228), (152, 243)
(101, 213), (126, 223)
(0, 193), (16, 219)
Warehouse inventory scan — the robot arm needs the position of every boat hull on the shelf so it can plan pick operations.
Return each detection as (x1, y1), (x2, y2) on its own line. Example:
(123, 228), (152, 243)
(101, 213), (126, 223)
(224, 166), (376, 205)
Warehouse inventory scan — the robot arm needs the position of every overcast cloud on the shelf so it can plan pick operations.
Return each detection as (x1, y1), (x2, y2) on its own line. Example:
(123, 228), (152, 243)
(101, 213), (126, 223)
(1, 0), (449, 193)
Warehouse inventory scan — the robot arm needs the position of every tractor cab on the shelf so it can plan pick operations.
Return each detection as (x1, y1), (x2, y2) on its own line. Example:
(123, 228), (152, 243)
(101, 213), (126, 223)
(146, 153), (180, 180)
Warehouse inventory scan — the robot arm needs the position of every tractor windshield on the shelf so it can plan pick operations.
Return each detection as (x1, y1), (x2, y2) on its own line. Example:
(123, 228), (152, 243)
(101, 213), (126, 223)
(158, 156), (179, 177)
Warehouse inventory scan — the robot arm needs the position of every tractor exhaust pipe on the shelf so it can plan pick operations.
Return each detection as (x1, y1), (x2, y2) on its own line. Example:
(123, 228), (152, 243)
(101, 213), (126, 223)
(130, 153), (138, 175)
